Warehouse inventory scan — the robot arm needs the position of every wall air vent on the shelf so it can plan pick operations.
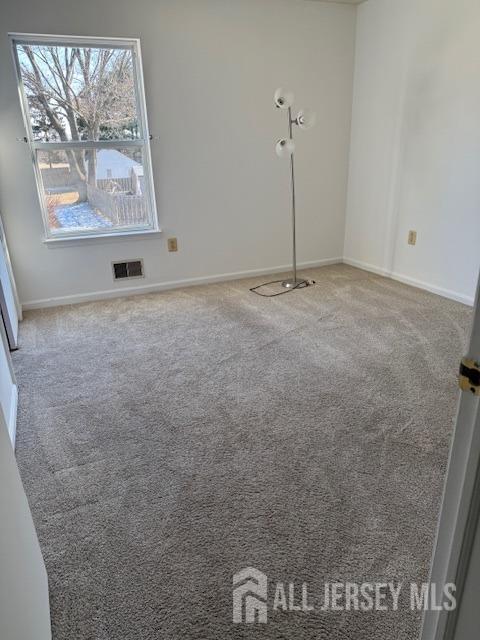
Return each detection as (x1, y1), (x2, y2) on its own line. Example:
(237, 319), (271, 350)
(112, 260), (144, 280)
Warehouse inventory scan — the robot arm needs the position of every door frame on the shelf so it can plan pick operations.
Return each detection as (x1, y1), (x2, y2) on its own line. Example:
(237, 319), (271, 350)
(0, 211), (21, 350)
(421, 273), (480, 639)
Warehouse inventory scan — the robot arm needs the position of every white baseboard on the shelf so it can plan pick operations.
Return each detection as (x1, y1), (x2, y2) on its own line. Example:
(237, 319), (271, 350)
(342, 257), (391, 278)
(343, 257), (475, 306)
(22, 257), (343, 310)
(389, 272), (475, 306)
(21, 255), (474, 310)
(8, 385), (18, 449)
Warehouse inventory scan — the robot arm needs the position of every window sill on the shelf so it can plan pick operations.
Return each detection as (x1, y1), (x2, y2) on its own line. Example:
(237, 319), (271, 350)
(43, 228), (162, 247)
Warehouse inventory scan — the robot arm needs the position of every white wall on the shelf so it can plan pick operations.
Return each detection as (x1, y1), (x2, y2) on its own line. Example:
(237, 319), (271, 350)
(0, 408), (51, 640)
(345, 0), (480, 305)
(0, 0), (356, 308)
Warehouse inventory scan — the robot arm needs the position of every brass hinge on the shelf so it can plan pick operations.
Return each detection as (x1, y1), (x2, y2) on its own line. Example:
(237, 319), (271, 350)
(459, 357), (480, 396)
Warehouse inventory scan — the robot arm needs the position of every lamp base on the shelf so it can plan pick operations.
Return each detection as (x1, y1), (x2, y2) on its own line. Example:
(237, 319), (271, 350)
(281, 278), (305, 289)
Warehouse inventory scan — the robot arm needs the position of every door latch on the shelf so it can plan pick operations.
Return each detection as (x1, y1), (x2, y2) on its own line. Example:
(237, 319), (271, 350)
(459, 357), (480, 396)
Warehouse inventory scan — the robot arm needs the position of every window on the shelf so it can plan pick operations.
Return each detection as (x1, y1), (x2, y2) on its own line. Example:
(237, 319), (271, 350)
(11, 34), (158, 239)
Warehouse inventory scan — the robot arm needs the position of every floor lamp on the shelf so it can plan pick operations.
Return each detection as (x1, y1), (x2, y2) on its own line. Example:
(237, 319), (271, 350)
(274, 89), (316, 289)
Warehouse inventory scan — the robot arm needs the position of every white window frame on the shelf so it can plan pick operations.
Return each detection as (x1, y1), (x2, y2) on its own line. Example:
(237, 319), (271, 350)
(10, 33), (159, 241)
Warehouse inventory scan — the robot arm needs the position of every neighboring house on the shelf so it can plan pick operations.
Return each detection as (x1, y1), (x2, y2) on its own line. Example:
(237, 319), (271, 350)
(93, 149), (143, 181)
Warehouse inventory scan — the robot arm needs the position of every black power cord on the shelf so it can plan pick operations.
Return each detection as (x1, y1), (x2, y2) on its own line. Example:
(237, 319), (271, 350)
(249, 278), (315, 297)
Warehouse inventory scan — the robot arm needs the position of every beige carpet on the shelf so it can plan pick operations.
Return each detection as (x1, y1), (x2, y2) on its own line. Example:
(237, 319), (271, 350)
(13, 265), (472, 639)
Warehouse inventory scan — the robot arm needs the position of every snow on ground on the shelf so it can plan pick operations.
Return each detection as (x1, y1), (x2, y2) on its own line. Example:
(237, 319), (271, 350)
(55, 202), (113, 229)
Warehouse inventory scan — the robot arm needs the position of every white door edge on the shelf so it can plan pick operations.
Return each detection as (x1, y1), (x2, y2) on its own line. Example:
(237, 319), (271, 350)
(421, 271), (480, 640)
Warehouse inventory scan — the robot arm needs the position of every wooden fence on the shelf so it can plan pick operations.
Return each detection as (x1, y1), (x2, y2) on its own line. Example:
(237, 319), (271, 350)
(41, 167), (76, 190)
(42, 170), (141, 195)
(96, 177), (136, 193)
(87, 184), (148, 226)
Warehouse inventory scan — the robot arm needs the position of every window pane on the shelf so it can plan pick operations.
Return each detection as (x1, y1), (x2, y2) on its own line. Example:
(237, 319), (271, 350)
(16, 44), (139, 142)
(38, 148), (150, 234)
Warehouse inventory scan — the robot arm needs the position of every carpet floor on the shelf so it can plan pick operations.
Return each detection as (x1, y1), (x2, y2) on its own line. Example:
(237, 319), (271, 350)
(13, 265), (472, 639)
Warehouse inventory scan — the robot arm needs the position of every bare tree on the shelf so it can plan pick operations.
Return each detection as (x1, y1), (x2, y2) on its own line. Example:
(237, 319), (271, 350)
(19, 45), (136, 200)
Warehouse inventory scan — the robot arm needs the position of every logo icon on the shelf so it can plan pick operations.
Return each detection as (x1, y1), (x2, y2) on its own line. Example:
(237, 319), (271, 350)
(232, 567), (268, 623)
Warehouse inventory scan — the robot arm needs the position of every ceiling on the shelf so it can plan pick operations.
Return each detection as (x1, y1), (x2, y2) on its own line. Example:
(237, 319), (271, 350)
(308, 0), (366, 4)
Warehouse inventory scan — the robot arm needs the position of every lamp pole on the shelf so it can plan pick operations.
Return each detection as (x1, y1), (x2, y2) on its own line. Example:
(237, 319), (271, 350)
(282, 106), (300, 289)
(273, 88), (315, 291)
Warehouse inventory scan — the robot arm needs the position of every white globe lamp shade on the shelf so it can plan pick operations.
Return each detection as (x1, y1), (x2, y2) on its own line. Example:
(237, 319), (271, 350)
(275, 138), (295, 158)
(296, 109), (316, 130)
(274, 88), (294, 110)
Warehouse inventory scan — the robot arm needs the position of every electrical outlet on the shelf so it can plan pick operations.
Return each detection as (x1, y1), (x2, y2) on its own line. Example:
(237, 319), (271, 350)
(167, 237), (178, 252)
(408, 230), (417, 246)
